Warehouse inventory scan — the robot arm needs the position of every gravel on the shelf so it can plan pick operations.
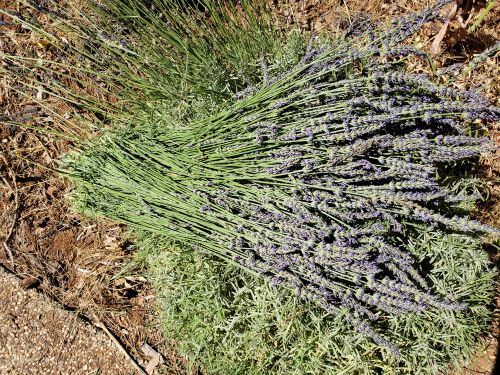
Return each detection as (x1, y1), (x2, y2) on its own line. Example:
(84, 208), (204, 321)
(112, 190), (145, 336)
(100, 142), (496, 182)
(0, 268), (138, 375)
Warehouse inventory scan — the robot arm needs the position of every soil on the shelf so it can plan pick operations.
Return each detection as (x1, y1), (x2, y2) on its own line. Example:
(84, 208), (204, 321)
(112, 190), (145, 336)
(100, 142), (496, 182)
(0, 267), (138, 374)
(0, 0), (499, 374)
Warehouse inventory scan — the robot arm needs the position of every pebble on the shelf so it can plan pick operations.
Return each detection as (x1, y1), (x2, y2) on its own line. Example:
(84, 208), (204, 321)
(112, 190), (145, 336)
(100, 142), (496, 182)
(0, 269), (138, 375)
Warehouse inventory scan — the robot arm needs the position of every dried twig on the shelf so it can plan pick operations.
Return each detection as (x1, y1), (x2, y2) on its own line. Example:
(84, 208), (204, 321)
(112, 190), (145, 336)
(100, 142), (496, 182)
(92, 313), (149, 375)
(1, 153), (18, 266)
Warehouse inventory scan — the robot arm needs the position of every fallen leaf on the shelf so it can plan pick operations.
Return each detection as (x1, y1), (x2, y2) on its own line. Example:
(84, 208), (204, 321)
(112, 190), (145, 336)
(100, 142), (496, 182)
(141, 343), (158, 358)
(42, 150), (52, 164)
(431, 21), (450, 54)
(124, 276), (147, 282)
(47, 185), (58, 197)
(145, 353), (161, 374)
(431, 1), (459, 55)
(36, 87), (43, 101)
(114, 278), (133, 289)
(142, 343), (163, 374)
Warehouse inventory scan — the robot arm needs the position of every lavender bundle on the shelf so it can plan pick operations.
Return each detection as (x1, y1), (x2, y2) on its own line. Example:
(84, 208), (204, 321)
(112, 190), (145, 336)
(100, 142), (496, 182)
(62, 2), (498, 355)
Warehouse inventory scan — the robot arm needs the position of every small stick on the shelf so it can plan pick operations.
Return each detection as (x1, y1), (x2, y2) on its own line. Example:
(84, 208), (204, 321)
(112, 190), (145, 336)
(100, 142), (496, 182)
(343, 0), (352, 24)
(1, 154), (18, 266)
(92, 314), (149, 375)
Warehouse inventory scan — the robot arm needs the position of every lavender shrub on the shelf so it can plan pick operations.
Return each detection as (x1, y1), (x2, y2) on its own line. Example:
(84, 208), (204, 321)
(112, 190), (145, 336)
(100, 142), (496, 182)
(62, 1), (498, 355)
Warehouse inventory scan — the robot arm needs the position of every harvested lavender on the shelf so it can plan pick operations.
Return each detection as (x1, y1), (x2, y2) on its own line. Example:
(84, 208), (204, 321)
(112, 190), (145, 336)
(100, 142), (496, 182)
(62, 2), (498, 356)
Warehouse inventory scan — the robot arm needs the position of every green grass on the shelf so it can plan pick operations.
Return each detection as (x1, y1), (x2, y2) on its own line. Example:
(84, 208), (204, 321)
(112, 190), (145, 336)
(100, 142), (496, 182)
(138, 227), (496, 375)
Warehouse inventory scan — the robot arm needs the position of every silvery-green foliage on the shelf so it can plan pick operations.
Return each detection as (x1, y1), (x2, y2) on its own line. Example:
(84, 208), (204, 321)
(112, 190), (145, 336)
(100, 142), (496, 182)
(141, 227), (495, 375)
(61, 0), (498, 356)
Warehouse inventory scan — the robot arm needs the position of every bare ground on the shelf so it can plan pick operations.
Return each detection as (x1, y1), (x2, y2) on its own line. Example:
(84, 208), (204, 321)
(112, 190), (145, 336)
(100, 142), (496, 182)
(0, 267), (139, 374)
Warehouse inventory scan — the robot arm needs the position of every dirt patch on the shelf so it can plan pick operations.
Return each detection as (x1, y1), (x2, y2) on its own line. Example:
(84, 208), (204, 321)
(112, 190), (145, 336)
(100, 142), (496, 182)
(0, 267), (138, 374)
(0, 118), (183, 372)
(0, 121), (188, 373)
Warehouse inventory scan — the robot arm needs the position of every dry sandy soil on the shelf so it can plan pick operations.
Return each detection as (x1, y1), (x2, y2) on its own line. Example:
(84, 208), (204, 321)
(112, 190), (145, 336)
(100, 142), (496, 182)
(0, 267), (138, 375)
(0, 0), (499, 374)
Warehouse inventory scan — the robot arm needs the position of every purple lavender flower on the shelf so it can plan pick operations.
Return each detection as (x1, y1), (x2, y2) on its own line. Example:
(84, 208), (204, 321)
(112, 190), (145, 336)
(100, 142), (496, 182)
(65, 0), (500, 357)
